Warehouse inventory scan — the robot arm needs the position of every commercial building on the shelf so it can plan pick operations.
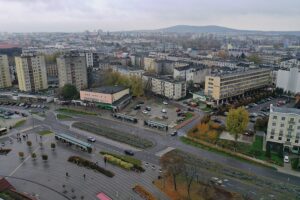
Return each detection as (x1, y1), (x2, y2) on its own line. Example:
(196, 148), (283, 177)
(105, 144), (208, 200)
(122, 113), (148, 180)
(204, 68), (271, 104)
(0, 55), (12, 88)
(15, 53), (48, 92)
(143, 74), (186, 100)
(57, 52), (88, 91)
(276, 67), (300, 94)
(80, 86), (131, 110)
(266, 105), (300, 153)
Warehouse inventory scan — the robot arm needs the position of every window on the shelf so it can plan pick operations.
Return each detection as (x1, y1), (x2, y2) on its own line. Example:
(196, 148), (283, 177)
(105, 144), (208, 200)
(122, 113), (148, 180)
(280, 124), (284, 127)
(273, 116), (277, 120)
(295, 140), (299, 144)
(270, 136), (274, 139)
(282, 117), (286, 121)
(287, 138), (290, 142)
(272, 123), (276, 126)
(298, 126), (300, 130)
(278, 137), (282, 140)
(290, 118), (295, 122)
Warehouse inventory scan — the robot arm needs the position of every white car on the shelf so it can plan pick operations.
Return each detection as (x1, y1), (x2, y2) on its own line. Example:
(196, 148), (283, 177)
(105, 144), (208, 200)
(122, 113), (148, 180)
(284, 155), (289, 163)
(163, 101), (168, 105)
(142, 110), (148, 114)
(87, 137), (96, 142)
(161, 109), (167, 113)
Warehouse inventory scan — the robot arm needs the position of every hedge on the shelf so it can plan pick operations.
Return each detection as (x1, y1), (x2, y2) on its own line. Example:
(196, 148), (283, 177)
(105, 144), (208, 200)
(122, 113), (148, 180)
(100, 151), (145, 172)
(0, 149), (11, 155)
(133, 185), (157, 200)
(73, 122), (153, 149)
(68, 156), (114, 177)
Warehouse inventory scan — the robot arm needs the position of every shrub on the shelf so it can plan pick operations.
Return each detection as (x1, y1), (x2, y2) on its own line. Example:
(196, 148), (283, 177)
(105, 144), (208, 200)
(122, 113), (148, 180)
(26, 141), (32, 147)
(42, 154), (48, 161)
(18, 152), (24, 158)
(133, 185), (157, 200)
(51, 143), (56, 149)
(68, 156), (114, 177)
(104, 155), (134, 170)
(31, 153), (37, 159)
(0, 148), (11, 155)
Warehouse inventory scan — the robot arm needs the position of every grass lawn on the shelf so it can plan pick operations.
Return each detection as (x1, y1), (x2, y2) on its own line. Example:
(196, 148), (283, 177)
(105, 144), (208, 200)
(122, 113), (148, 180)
(183, 112), (194, 121)
(38, 130), (53, 136)
(73, 122), (153, 149)
(57, 114), (72, 120)
(181, 137), (276, 169)
(13, 119), (26, 128)
(56, 108), (97, 116)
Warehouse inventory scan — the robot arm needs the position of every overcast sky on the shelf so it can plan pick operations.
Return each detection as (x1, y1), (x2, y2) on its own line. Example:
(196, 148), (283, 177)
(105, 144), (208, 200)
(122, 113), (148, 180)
(0, 0), (299, 32)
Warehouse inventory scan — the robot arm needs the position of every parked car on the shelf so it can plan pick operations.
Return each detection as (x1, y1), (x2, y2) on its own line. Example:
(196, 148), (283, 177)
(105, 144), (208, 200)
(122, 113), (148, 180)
(87, 136), (96, 142)
(163, 101), (168, 105)
(145, 106), (151, 111)
(137, 101), (144, 105)
(187, 108), (194, 112)
(134, 105), (141, 110)
(176, 108), (181, 112)
(162, 115), (168, 119)
(284, 155), (289, 163)
(124, 150), (134, 156)
(161, 109), (167, 113)
(142, 110), (148, 114)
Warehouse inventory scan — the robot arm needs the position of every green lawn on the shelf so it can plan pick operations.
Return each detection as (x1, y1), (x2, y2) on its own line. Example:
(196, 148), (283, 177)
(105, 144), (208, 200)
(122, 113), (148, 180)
(57, 114), (72, 120)
(38, 130), (53, 136)
(183, 112), (194, 121)
(13, 119), (26, 128)
(56, 108), (97, 116)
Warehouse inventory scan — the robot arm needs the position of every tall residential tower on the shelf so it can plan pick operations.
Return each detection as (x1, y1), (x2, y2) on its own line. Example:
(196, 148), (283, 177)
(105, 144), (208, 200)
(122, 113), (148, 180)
(15, 53), (48, 92)
(0, 55), (12, 88)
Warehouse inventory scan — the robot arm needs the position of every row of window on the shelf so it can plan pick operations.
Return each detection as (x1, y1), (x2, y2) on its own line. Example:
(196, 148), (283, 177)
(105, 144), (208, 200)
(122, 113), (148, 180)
(269, 135), (299, 143)
(273, 116), (300, 122)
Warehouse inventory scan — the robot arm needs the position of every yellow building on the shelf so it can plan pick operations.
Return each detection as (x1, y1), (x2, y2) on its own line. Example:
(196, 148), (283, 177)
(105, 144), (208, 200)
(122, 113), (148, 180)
(15, 54), (48, 92)
(205, 68), (271, 104)
(0, 55), (12, 88)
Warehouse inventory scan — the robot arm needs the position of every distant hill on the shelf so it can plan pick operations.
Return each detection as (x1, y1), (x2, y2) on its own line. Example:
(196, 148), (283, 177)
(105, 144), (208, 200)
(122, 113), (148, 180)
(149, 25), (300, 36)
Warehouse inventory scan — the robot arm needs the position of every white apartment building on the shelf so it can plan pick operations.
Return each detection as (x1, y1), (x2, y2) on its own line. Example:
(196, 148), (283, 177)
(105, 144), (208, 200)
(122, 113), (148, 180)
(266, 105), (300, 153)
(276, 67), (300, 94)
(85, 52), (94, 68)
(0, 55), (12, 88)
(205, 68), (271, 104)
(15, 54), (48, 92)
(143, 75), (186, 100)
(57, 52), (88, 91)
(173, 65), (211, 84)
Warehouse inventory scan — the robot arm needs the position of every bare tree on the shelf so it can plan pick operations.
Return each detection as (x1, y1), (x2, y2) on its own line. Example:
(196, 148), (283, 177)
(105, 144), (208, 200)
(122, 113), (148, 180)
(160, 153), (184, 191)
(183, 164), (197, 199)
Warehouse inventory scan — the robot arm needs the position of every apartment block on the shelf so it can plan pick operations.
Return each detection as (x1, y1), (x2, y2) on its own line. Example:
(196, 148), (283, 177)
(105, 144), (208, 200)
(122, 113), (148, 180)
(0, 54), (12, 88)
(143, 74), (186, 100)
(276, 67), (300, 94)
(57, 52), (88, 91)
(15, 53), (48, 92)
(205, 68), (271, 104)
(173, 64), (211, 84)
(266, 105), (300, 153)
(46, 64), (58, 77)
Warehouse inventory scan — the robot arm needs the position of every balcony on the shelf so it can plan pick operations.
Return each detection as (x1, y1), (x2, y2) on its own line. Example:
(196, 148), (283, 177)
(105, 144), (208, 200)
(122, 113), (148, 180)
(287, 127), (294, 131)
(288, 120), (295, 124)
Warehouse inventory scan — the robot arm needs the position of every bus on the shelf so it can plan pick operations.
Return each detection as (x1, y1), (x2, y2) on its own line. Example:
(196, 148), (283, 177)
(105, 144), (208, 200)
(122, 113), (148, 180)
(0, 128), (8, 136)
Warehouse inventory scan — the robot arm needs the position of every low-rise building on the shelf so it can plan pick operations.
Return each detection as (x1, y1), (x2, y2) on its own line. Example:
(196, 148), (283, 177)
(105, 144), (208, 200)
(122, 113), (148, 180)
(143, 74), (186, 100)
(276, 67), (300, 94)
(111, 65), (145, 77)
(80, 86), (131, 111)
(266, 105), (300, 153)
(205, 68), (271, 104)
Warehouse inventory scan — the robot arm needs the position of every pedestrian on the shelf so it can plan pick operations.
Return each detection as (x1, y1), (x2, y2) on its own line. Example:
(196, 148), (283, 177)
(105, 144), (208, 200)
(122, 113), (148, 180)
(83, 174), (86, 180)
(66, 172), (69, 177)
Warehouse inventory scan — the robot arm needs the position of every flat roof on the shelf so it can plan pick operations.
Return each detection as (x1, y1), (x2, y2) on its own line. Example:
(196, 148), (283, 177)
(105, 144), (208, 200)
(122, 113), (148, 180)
(55, 133), (92, 148)
(84, 86), (128, 94)
(271, 105), (300, 116)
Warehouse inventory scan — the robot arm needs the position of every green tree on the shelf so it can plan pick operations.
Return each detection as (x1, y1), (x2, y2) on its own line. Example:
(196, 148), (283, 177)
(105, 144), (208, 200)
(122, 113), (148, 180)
(226, 107), (249, 145)
(265, 142), (271, 158)
(59, 84), (79, 100)
(248, 54), (262, 64)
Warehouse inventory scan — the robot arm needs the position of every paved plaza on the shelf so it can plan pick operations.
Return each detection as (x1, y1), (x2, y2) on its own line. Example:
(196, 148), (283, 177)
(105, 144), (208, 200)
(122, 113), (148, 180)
(0, 127), (168, 200)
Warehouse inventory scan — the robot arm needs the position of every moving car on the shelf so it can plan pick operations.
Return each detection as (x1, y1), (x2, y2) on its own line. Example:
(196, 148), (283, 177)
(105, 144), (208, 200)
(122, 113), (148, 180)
(87, 136), (96, 142)
(124, 149), (134, 156)
(171, 131), (178, 136)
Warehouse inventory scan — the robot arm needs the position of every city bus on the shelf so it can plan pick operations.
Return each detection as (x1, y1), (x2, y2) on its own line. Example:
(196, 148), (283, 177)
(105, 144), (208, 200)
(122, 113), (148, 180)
(0, 128), (8, 136)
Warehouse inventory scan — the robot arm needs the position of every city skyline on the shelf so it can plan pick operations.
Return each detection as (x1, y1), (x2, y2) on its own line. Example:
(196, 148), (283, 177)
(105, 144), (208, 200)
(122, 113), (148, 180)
(0, 0), (300, 32)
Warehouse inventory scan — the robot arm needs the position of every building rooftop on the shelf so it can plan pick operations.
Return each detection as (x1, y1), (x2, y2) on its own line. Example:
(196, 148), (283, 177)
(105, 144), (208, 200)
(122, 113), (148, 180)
(174, 63), (207, 71)
(271, 105), (300, 116)
(84, 86), (128, 94)
(211, 67), (270, 78)
(144, 73), (185, 83)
